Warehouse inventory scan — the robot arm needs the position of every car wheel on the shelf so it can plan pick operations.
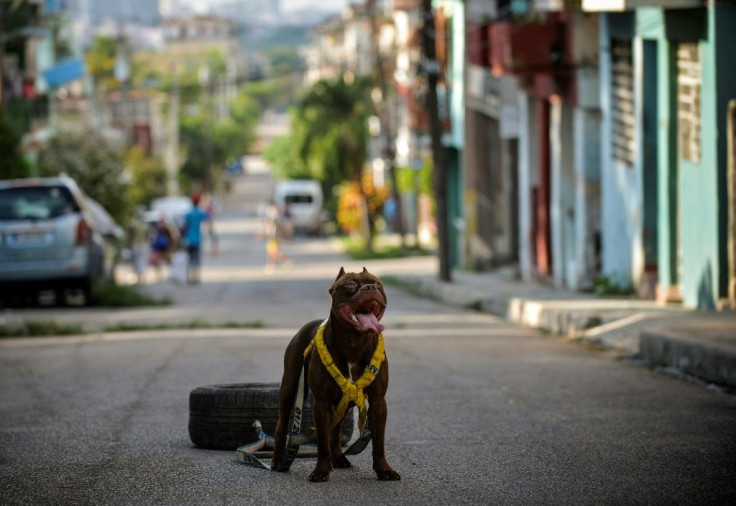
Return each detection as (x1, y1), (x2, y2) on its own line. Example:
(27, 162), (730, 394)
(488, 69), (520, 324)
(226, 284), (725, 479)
(55, 289), (67, 307)
(79, 278), (92, 306)
(188, 383), (355, 451)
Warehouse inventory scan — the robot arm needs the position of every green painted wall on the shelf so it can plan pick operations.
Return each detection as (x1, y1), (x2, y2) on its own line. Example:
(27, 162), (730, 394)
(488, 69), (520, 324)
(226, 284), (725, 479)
(638, 7), (733, 308)
(676, 7), (724, 309)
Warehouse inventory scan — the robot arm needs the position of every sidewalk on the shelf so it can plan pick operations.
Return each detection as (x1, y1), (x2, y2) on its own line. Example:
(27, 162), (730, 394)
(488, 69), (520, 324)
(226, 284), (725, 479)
(391, 266), (736, 391)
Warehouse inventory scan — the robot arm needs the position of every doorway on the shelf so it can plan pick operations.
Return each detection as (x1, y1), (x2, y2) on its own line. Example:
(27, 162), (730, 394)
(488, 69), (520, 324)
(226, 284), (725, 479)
(641, 40), (659, 298)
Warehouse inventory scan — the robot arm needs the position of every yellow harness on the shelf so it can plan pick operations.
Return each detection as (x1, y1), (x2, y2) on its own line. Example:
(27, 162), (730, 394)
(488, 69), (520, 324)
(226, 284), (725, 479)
(304, 320), (385, 430)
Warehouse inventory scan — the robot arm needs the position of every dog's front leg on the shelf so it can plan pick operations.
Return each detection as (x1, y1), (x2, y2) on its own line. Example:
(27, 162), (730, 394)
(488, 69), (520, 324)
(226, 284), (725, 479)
(309, 398), (333, 482)
(330, 416), (351, 469)
(368, 396), (401, 481)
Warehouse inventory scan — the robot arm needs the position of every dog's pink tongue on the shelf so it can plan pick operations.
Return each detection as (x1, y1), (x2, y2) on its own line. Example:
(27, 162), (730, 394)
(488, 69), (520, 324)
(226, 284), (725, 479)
(357, 313), (385, 334)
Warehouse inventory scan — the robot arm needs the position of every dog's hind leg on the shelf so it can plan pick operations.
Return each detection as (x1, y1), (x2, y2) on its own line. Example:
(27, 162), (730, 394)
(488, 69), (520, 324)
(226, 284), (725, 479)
(271, 354), (308, 471)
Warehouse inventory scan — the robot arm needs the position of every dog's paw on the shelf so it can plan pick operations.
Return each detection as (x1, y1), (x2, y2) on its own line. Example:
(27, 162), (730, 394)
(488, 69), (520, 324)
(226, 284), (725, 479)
(333, 454), (352, 469)
(376, 469), (401, 481)
(308, 468), (331, 482)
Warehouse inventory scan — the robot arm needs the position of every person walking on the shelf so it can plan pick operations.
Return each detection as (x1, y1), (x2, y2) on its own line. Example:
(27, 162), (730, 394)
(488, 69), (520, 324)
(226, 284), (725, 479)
(126, 207), (150, 284)
(150, 218), (173, 281)
(181, 193), (212, 284)
(259, 200), (292, 272)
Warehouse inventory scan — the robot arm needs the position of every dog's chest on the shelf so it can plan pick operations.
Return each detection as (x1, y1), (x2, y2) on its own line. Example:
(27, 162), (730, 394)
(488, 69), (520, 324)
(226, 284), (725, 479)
(347, 362), (359, 383)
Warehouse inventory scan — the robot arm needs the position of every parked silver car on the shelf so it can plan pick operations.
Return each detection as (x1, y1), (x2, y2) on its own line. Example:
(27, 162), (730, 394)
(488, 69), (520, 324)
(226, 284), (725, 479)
(0, 176), (121, 304)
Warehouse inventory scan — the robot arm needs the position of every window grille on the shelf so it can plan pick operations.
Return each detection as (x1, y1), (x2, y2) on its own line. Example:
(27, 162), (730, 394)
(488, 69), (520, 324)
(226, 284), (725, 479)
(677, 43), (701, 163)
(610, 38), (635, 167)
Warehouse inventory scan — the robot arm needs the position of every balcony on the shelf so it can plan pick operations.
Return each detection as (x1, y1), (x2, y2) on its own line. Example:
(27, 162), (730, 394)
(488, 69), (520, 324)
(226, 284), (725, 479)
(489, 20), (570, 78)
(534, 0), (583, 10)
(466, 22), (492, 68)
(582, 0), (701, 11)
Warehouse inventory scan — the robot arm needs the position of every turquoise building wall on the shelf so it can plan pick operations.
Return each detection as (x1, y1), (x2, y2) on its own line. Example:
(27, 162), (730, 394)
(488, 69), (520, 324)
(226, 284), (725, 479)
(599, 14), (640, 288)
(642, 6), (735, 308)
(601, 7), (733, 308)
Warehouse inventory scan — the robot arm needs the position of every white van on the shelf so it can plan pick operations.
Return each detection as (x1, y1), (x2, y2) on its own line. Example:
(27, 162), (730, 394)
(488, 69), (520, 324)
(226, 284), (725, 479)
(273, 180), (324, 235)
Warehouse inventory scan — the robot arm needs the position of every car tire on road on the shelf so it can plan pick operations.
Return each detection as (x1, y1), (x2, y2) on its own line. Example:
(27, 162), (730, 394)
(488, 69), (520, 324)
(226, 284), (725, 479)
(188, 383), (355, 451)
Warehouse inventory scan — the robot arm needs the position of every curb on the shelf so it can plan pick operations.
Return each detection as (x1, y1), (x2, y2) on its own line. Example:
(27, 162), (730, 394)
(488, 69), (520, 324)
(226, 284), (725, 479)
(392, 276), (640, 338)
(391, 275), (736, 389)
(640, 331), (736, 390)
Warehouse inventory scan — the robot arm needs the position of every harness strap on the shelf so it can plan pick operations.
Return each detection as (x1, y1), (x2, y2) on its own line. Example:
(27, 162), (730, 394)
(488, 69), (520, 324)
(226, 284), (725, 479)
(304, 320), (385, 430)
(238, 360), (311, 472)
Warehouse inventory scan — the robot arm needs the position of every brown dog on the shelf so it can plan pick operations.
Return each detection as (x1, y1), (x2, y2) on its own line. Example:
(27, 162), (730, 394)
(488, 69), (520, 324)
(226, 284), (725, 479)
(272, 267), (400, 482)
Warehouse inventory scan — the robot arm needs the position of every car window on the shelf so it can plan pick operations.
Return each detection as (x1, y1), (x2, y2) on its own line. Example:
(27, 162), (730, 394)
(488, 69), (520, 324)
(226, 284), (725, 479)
(284, 194), (314, 204)
(0, 186), (80, 220)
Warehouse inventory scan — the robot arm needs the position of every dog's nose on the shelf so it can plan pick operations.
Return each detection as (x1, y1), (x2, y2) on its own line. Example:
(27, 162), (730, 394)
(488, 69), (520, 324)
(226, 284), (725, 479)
(362, 284), (377, 292)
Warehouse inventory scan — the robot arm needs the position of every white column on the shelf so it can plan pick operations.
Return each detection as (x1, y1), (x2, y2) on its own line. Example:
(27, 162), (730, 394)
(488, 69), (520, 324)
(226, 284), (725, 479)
(573, 107), (588, 291)
(518, 92), (532, 280)
(550, 97), (563, 288)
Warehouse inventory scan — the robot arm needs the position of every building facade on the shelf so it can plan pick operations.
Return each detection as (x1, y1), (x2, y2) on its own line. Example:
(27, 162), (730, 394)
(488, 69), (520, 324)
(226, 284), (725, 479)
(585, 0), (736, 308)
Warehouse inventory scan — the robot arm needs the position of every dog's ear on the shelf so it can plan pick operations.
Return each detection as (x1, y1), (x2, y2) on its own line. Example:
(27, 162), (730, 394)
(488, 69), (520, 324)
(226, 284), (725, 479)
(329, 267), (345, 295)
(362, 266), (368, 273)
(335, 266), (346, 282)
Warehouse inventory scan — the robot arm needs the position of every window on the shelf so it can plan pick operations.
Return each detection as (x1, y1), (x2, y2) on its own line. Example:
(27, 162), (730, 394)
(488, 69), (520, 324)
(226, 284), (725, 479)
(610, 38), (635, 167)
(285, 194), (314, 204)
(0, 186), (78, 220)
(677, 43), (701, 163)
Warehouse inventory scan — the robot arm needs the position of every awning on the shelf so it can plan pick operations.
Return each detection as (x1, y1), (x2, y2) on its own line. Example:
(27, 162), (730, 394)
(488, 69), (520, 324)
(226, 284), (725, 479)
(42, 58), (86, 88)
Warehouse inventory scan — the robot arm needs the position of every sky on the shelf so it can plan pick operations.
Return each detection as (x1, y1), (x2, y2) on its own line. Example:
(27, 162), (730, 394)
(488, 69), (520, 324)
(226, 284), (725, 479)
(281, 0), (350, 12)
(183, 0), (350, 14)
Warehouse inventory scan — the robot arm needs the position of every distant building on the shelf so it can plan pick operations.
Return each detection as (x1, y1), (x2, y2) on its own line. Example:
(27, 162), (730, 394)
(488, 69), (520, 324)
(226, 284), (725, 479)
(158, 15), (245, 80)
(66, 0), (160, 26)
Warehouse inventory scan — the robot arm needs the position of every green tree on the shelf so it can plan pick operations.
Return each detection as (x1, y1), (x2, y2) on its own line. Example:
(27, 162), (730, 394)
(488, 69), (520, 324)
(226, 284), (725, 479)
(125, 147), (168, 210)
(263, 133), (310, 180)
(86, 36), (120, 90)
(397, 158), (433, 195)
(292, 75), (371, 189)
(241, 81), (281, 112)
(36, 135), (130, 224)
(179, 87), (260, 192)
(266, 45), (302, 78)
(287, 75), (378, 248)
(0, 113), (30, 179)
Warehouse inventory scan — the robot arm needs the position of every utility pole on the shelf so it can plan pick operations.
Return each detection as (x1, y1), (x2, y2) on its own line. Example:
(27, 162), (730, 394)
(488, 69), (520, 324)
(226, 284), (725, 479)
(166, 69), (180, 196)
(367, 0), (406, 249)
(0, 2), (6, 111)
(421, 0), (451, 282)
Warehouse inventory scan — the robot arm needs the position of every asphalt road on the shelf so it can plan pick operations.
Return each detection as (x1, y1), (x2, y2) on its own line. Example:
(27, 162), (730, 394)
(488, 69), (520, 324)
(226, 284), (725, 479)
(2, 129), (736, 504)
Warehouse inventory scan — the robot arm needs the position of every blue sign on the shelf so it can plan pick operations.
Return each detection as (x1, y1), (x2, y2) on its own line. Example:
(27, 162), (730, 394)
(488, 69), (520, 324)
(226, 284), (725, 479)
(46, 0), (62, 14)
(42, 58), (85, 88)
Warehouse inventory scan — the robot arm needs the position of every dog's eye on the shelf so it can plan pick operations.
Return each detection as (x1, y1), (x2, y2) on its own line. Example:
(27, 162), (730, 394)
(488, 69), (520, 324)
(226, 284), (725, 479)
(345, 281), (357, 290)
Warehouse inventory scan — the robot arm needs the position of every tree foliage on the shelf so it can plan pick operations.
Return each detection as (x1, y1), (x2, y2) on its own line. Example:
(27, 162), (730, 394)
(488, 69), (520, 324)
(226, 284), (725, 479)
(336, 172), (388, 236)
(36, 135), (130, 224)
(266, 74), (381, 247)
(125, 147), (168, 209)
(289, 75), (372, 196)
(179, 87), (260, 192)
(86, 36), (121, 90)
(266, 45), (303, 78)
(263, 133), (310, 180)
(0, 113), (30, 180)
(396, 159), (433, 195)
